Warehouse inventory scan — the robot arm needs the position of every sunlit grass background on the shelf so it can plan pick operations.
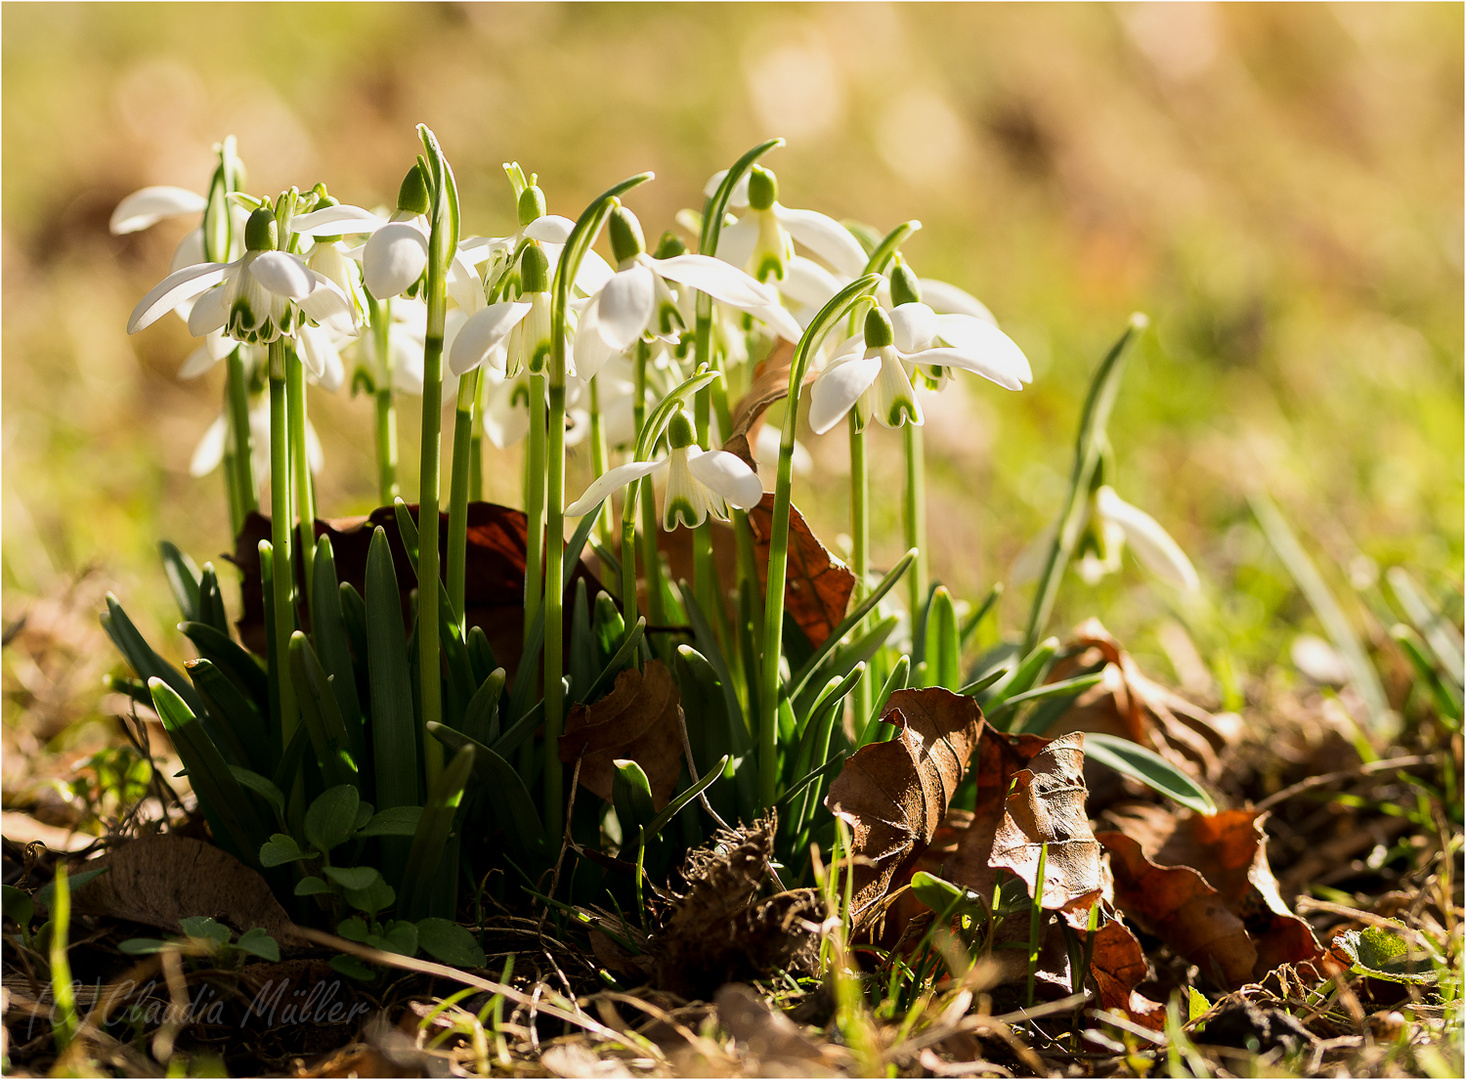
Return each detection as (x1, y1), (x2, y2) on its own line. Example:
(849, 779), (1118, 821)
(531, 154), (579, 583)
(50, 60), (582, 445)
(3, 3), (1461, 732)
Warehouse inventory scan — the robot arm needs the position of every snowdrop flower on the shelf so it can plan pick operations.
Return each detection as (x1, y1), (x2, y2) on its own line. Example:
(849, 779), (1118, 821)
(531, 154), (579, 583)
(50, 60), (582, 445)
(707, 165), (869, 284)
(573, 206), (800, 380)
(110, 186), (207, 237)
(127, 206), (356, 347)
(448, 242), (552, 379)
(460, 177), (614, 301)
(566, 411), (764, 530)
(479, 364), (596, 450)
(1077, 485), (1200, 591)
(808, 297), (1029, 434)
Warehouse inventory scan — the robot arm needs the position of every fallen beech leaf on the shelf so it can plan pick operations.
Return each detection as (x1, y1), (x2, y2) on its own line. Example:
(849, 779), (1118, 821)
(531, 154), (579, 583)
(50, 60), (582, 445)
(1078, 915), (1166, 1030)
(559, 660), (684, 809)
(1100, 802), (1324, 980)
(988, 732), (1104, 912)
(747, 494), (856, 650)
(1096, 829), (1256, 989)
(233, 503), (602, 671)
(723, 339), (799, 459)
(66, 834), (296, 943)
(1044, 619), (1243, 785)
(825, 689), (984, 925)
(651, 819), (819, 1000)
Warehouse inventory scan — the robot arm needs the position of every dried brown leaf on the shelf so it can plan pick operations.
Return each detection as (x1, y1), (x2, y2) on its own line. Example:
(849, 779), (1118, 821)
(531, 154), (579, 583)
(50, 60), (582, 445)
(747, 494), (855, 650)
(1045, 619), (1243, 785)
(559, 660), (684, 809)
(723, 339), (799, 457)
(66, 834), (296, 943)
(1100, 802), (1324, 981)
(825, 689), (984, 925)
(715, 983), (840, 1076)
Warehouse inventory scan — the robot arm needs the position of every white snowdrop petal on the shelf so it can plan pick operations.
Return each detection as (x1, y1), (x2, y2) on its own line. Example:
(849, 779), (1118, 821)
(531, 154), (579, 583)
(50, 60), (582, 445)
(573, 306), (620, 380)
(178, 341), (221, 380)
(169, 228), (207, 275)
(364, 222), (429, 298)
(299, 274), (357, 332)
(782, 257), (842, 310)
(891, 303), (940, 354)
(703, 169), (751, 208)
(916, 346), (1024, 391)
(808, 354), (882, 435)
(688, 449), (765, 510)
(447, 251), (483, 313)
(575, 250), (615, 295)
(186, 286), (229, 338)
(713, 217), (758, 271)
(128, 263), (230, 334)
(566, 458), (665, 517)
(920, 278), (997, 323)
(250, 250), (315, 300)
(189, 414), (228, 477)
(449, 302), (532, 376)
(933, 315), (1032, 383)
(775, 206), (869, 278)
(872, 352), (924, 428)
(290, 204), (387, 236)
(748, 302), (803, 343)
(652, 254), (777, 309)
(306, 421), (325, 474)
(594, 264), (655, 351)
(524, 215), (575, 244)
(1095, 487), (1201, 592)
(110, 186), (207, 235)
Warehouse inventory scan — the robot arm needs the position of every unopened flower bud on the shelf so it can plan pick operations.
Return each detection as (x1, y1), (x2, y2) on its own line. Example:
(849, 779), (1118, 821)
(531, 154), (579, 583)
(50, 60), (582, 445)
(520, 243), (551, 293)
(397, 164), (431, 216)
(748, 165), (778, 211)
(609, 205), (645, 264)
(517, 184), (547, 227)
(654, 231), (687, 259)
(889, 259), (922, 307)
(244, 206), (278, 252)
(863, 306), (894, 349)
(667, 409), (696, 449)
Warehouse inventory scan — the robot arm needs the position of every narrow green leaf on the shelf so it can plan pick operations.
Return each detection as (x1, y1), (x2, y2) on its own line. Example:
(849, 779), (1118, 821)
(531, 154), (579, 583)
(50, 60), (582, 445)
(959, 583), (1003, 650)
(289, 632), (360, 789)
(773, 751), (847, 812)
(958, 665), (1009, 697)
(794, 615), (898, 720)
(187, 658), (266, 773)
(311, 536), (364, 733)
(150, 678), (272, 866)
(927, 587), (961, 691)
(179, 621), (269, 714)
(860, 655), (912, 746)
(428, 722), (546, 859)
(1083, 732), (1217, 815)
(787, 549), (916, 702)
(1252, 493), (1395, 737)
(1387, 567), (1465, 688)
(197, 564), (230, 636)
(228, 766), (285, 820)
(466, 626), (497, 686)
(1391, 625), (1462, 726)
(579, 617), (646, 705)
(569, 578), (596, 705)
(366, 526), (419, 814)
(992, 672), (1105, 729)
(643, 754), (731, 840)
(159, 540), (202, 624)
(461, 668), (507, 746)
(393, 497), (420, 569)
(104, 595), (207, 722)
(612, 759), (656, 831)
(399, 744), (475, 920)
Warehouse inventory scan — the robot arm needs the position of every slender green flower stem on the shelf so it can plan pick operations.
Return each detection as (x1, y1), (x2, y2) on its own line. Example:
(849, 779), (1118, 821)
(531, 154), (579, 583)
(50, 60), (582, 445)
(287, 347), (315, 600)
(632, 342), (666, 633)
(849, 415), (871, 727)
(418, 258), (448, 793)
(469, 430), (483, 503)
(368, 294), (399, 504)
(267, 341), (297, 751)
(692, 383), (719, 636)
(758, 275), (881, 806)
(543, 378), (567, 840)
(447, 365), (481, 631)
(524, 372), (547, 635)
(588, 374), (612, 544)
(225, 349), (257, 533)
(903, 421), (928, 623)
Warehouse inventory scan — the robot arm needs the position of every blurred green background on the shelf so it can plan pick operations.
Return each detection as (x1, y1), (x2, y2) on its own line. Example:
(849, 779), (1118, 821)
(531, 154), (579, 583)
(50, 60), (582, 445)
(3, 3), (1461, 725)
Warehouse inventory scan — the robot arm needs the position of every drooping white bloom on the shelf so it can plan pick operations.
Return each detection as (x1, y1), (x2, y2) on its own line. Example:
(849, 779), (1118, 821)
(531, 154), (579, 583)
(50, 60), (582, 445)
(566, 411), (764, 530)
(572, 206), (801, 380)
(448, 242), (553, 379)
(189, 397), (323, 480)
(706, 165), (869, 283)
(128, 206), (356, 348)
(808, 302), (1029, 434)
(110, 186), (208, 236)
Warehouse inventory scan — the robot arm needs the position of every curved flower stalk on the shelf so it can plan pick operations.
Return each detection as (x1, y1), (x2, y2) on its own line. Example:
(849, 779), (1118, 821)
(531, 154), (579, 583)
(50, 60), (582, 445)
(189, 396), (323, 486)
(566, 410), (763, 529)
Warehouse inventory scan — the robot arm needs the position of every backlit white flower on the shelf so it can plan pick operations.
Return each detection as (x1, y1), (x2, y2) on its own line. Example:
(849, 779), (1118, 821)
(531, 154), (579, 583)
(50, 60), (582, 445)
(128, 207), (356, 348)
(572, 206), (799, 380)
(566, 411), (764, 530)
(808, 301), (1028, 434)
(190, 398), (323, 480)
(706, 165), (868, 283)
(448, 242), (554, 379)
(110, 186), (207, 236)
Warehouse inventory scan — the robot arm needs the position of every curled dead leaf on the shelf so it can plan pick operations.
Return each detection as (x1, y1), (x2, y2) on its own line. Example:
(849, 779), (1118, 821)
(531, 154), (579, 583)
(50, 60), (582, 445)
(722, 339), (799, 460)
(747, 494), (855, 650)
(1099, 802), (1324, 982)
(559, 660), (684, 809)
(825, 689), (984, 926)
(1045, 619), (1243, 786)
(65, 834), (296, 944)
